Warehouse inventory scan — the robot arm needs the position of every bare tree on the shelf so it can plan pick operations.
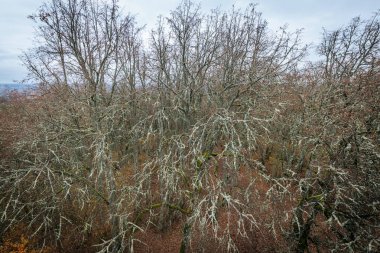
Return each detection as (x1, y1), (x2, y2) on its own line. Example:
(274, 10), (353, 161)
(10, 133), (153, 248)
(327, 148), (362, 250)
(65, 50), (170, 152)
(269, 12), (380, 252)
(142, 1), (306, 251)
(1, 0), (144, 252)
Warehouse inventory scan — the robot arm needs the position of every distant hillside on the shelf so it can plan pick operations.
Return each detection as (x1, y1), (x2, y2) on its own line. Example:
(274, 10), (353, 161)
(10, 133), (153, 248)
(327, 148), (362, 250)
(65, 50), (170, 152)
(0, 83), (35, 95)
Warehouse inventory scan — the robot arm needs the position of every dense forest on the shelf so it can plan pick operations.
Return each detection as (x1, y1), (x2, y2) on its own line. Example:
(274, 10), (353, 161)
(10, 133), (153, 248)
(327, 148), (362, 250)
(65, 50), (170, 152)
(0, 0), (379, 252)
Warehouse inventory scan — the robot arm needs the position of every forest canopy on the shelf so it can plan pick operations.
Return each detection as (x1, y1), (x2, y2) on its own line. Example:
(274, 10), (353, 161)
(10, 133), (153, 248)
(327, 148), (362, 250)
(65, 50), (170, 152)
(0, 1), (379, 252)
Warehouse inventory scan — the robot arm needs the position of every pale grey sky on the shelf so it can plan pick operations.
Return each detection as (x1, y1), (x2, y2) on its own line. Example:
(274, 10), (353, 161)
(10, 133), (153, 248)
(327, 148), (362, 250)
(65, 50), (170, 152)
(0, 0), (378, 83)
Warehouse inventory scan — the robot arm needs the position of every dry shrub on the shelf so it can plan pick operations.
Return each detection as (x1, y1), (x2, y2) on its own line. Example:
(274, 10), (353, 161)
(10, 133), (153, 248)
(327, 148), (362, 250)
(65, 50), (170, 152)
(0, 224), (53, 253)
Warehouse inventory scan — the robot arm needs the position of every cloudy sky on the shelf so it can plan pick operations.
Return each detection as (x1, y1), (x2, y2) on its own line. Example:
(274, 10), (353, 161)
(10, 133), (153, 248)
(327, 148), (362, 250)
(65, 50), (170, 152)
(0, 0), (378, 83)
